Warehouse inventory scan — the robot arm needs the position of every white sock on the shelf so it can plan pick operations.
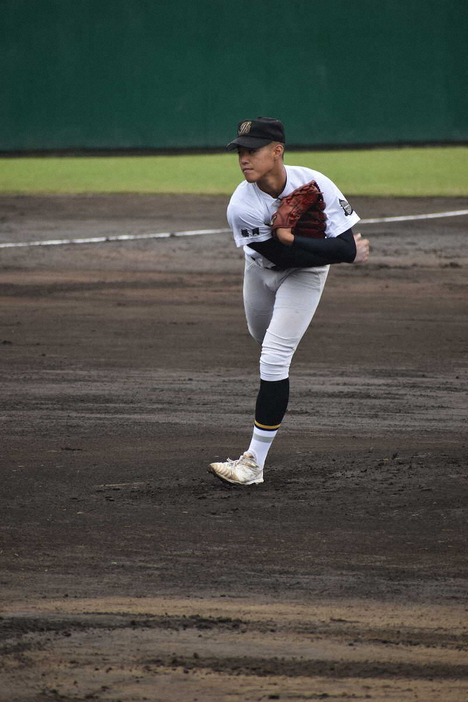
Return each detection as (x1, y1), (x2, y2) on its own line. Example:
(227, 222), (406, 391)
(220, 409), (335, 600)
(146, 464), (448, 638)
(247, 425), (278, 468)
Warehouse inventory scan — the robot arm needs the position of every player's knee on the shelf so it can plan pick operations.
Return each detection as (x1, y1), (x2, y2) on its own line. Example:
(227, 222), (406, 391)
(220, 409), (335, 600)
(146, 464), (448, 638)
(260, 347), (292, 381)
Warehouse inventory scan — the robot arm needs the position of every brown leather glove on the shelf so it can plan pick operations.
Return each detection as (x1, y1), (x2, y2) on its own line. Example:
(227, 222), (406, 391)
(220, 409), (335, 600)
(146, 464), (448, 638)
(271, 180), (327, 239)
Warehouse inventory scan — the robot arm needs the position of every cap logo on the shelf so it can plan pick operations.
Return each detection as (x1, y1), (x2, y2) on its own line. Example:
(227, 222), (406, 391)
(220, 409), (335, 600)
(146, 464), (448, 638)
(238, 121), (252, 135)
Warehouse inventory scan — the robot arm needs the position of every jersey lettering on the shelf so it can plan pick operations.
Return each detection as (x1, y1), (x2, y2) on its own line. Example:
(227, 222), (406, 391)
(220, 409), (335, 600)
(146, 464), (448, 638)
(241, 227), (260, 238)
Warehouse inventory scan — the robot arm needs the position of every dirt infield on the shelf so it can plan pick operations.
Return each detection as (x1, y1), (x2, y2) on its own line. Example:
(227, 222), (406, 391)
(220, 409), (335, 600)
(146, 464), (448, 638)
(1, 194), (467, 701)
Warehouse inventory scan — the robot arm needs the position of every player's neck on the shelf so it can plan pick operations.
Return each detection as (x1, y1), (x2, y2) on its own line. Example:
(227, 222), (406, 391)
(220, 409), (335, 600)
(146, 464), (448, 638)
(256, 165), (287, 199)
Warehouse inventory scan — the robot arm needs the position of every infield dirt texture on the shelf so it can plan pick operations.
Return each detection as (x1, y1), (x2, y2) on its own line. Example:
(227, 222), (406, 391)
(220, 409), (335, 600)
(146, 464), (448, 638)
(1, 193), (467, 701)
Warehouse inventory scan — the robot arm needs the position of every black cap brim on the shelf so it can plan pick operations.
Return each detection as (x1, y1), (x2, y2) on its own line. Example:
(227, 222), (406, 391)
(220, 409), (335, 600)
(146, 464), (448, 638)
(226, 136), (274, 152)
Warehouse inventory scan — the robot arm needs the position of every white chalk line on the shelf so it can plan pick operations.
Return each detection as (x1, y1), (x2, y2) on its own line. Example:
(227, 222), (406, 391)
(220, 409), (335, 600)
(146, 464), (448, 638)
(1, 209), (467, 249)
(0, 228), (230, 249)
(360, 209), (468, 224)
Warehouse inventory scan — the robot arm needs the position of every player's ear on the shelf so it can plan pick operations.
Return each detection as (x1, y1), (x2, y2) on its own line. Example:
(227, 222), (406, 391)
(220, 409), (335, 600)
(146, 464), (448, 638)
(272, 142), (284, 160)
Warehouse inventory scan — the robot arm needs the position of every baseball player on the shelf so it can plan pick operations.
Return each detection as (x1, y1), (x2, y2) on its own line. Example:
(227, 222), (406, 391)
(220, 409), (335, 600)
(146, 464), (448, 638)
(209, 117), (369, 486)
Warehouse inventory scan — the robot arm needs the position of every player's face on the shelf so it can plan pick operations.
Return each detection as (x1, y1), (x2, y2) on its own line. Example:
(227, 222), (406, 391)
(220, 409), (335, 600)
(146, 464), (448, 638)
(237, 144), (279, 183)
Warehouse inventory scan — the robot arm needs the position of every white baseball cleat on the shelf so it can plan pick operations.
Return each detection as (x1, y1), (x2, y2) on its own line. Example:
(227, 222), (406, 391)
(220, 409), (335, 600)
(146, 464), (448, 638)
(208, 451), (264, 486)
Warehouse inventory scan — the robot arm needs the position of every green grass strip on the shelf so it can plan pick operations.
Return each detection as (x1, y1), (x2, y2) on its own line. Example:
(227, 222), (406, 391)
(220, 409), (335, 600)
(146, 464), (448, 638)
(0, 147), (466, 196)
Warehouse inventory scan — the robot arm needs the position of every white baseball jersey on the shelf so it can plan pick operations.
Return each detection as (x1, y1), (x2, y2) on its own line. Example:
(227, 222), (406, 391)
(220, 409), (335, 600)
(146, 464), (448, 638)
(227, 165), (360, 265)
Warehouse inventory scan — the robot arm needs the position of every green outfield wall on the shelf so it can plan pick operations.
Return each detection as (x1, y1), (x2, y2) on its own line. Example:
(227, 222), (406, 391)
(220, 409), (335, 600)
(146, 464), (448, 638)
(2, 0), (467, 152)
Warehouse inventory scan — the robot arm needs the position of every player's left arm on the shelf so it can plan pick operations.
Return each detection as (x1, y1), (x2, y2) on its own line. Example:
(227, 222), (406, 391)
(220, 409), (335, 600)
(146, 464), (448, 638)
(269, 173), (369, 264)
(282, 227), (369, 263)
(249, 229), (369, 268)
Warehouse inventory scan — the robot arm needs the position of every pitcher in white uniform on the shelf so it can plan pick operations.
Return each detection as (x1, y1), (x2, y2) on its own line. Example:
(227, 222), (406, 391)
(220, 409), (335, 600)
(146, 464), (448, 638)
(209, 117), (370, 486)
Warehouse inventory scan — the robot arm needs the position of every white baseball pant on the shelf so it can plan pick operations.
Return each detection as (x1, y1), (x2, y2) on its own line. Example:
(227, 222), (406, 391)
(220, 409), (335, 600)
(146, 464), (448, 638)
(243, 258), (329, 382)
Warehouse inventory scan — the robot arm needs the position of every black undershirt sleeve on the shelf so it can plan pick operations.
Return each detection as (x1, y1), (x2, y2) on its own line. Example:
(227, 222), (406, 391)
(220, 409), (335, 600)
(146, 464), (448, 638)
(248, 228), (356, 269)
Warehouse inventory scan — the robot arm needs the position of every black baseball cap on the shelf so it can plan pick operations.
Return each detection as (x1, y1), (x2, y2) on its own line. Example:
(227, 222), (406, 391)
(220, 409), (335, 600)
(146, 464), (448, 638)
(226, 116), (285, 151)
